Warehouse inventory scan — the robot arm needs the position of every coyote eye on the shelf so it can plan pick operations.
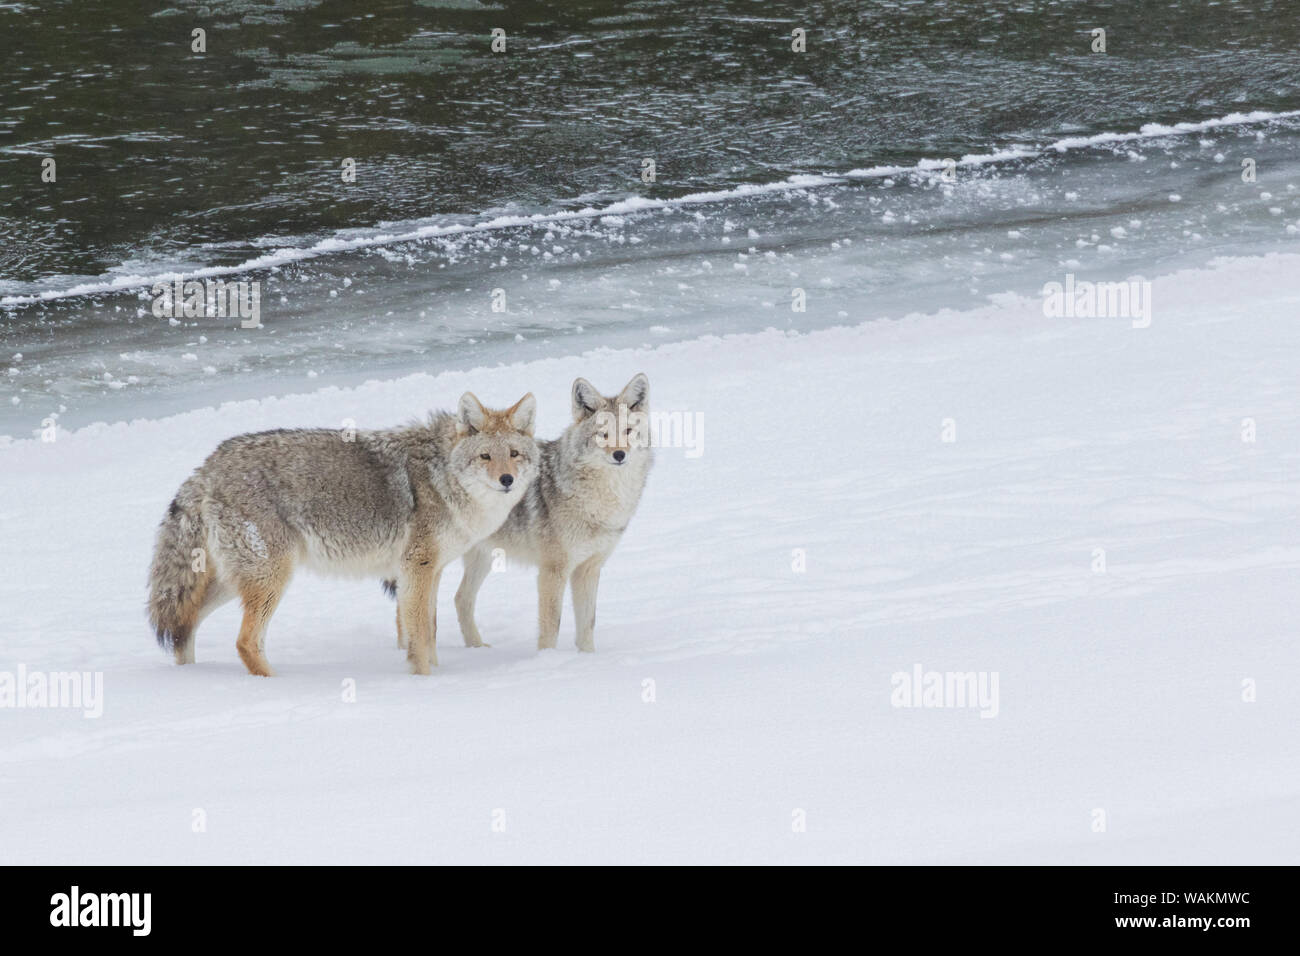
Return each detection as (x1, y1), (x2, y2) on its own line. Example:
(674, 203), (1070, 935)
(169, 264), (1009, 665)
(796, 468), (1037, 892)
(480, 453), (490, 460)
(509, 449), (519, 458)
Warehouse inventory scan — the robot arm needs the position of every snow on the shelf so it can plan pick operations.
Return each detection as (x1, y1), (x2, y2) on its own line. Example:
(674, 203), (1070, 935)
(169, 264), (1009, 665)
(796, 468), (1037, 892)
(2, 253), (1299, 863)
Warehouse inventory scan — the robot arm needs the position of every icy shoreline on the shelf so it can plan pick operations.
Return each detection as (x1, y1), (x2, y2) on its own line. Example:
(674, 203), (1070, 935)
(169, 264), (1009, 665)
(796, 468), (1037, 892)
(2, 252), (1298, 863)
(7, 110), (1300, 439)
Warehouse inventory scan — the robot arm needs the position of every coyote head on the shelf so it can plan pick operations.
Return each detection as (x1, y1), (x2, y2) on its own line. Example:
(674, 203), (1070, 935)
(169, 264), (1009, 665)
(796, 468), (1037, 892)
(453, 391), (539, 494)
(571, 373), (651, 467)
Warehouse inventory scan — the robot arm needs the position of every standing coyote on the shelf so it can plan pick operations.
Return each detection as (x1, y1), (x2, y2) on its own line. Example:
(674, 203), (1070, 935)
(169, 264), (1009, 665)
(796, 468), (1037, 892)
(448, 373), (653, 653)
(147, 392), (539, 676)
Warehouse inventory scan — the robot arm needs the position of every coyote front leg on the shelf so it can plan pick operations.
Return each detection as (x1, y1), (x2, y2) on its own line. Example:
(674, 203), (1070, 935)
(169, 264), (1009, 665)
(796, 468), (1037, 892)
(537, 563), (567, 650)
(455, 544), (494, 648)
(234, 561), (291, 677)
(401, 555), (440, 675)
(570, 555), (604, 653)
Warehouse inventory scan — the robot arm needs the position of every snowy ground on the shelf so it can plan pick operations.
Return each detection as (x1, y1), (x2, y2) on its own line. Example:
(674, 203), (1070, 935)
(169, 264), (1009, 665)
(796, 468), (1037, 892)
(2, 253), (1298, 864)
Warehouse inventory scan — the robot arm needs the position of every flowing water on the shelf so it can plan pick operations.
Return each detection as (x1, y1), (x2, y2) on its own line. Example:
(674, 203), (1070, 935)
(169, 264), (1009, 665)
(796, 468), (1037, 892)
(3, 0), (1300, 433)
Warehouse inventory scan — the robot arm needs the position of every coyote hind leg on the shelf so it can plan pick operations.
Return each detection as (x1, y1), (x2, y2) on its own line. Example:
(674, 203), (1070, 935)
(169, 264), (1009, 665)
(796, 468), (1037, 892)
(177, 581), (234, 665)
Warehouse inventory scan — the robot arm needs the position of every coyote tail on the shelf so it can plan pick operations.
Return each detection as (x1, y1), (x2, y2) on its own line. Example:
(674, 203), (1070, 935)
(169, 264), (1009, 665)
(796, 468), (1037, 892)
(147, 479), (212, 654)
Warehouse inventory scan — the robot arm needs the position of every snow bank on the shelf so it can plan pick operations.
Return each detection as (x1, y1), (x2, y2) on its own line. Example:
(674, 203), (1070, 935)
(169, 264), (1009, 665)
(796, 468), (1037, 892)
(2, 253), (1298, 863)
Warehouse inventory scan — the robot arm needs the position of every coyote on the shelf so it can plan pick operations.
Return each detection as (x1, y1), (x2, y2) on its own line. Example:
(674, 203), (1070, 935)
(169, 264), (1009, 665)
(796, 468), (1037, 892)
(147, 393), (539, 675)
(392, 374), (652, 653)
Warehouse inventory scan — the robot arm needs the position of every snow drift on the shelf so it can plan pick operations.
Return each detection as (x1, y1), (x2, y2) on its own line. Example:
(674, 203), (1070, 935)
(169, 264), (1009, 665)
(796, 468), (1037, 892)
(1, 253), (1298, 863)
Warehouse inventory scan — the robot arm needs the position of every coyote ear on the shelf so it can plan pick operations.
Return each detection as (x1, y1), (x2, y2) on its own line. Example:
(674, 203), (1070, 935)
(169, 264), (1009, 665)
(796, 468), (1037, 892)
(507, 392), (537, 436)
(572, 378), (603, 421)
(618, 372), (649, 411)
(457, 391), (487, 435)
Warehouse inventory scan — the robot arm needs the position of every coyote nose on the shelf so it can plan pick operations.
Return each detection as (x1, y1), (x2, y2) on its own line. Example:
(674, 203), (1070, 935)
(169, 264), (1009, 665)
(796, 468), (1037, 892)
(612, 450), (626, 462)
(499, 474), (514, 488)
